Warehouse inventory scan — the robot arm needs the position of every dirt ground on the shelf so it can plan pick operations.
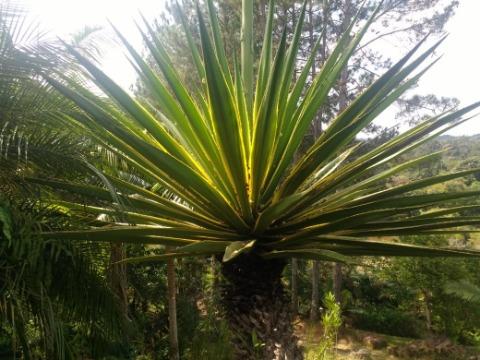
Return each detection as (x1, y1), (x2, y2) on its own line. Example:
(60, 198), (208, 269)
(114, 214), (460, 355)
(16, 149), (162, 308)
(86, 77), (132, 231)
(299, 322), (480, 360)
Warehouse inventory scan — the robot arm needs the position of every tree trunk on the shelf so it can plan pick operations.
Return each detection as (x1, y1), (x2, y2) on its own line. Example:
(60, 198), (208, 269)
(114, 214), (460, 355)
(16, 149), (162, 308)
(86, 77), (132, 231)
(291, 258), (299, 315)
(422, 289), (433, 335)
(167, 254), (180, 360)
(220, 254), (304, 360)
(332, 263), (343, 305)
(310, 261), (320, 321)
(108, 243), (129, 318)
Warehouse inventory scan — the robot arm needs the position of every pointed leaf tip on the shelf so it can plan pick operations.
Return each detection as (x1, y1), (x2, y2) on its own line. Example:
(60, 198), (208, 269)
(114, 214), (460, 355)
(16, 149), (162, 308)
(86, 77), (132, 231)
(222, 239), (256, 262)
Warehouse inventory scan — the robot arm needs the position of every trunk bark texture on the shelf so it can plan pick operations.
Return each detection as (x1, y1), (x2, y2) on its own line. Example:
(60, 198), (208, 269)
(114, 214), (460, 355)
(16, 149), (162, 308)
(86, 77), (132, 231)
(220, 255), (303, 360)
(108, 243), (129, 318)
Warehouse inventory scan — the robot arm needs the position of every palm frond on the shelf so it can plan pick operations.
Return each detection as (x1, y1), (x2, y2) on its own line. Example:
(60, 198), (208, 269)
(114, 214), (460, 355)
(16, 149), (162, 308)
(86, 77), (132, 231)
(0, 198), (127, 359)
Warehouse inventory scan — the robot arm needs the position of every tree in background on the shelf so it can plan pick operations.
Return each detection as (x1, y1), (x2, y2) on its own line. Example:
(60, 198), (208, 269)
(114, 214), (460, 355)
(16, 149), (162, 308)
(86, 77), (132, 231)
(151, 0), (459, 127)
(359, 235), (480, 342)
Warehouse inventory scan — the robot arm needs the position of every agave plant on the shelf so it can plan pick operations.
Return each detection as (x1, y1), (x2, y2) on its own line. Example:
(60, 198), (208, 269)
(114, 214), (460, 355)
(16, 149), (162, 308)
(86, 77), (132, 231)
(29, 0), (480, 358)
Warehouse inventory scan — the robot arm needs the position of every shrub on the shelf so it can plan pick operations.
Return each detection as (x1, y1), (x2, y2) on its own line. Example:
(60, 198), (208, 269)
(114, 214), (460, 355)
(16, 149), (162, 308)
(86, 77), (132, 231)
(306, 292), (342, 360)
(350, 305), (421, 338)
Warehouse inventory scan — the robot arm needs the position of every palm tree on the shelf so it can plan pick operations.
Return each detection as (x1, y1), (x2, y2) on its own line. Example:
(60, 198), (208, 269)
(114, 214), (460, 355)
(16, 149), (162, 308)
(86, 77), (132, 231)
(0, 198), (128, 359)
(0, 7), (131, 358)
(29, 0), (480, 358)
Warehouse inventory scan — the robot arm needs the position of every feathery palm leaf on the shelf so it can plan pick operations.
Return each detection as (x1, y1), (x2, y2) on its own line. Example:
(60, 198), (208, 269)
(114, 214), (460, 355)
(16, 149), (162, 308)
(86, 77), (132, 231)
(0, 8), (131, 358)
(0, 4), (121, 196)
(0, 199), (127, 359)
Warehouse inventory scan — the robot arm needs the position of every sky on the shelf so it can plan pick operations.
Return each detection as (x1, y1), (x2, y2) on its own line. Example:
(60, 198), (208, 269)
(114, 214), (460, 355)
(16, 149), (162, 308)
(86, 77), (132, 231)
(22, 0), (165, 88)
(409, 0), (480, 135)
(19, 0), (480, 136)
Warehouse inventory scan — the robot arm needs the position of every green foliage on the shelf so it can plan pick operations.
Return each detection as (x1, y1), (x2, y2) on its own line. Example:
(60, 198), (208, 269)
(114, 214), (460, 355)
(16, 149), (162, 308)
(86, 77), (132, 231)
(180, 258), (233, 360)
(350, 235), (480, 343)
(351, 306), (421, 338)
(345, 272), (421, 337)
(463, 329), (480, 349)
(306, 292), (342, 360)
(445, 279), (480, 304)
(251, 330), (265, 359)
(320, 293), (342, 355)
(0, 198), (127, 359)
(184, 314), (232, 360)
(0, 206), (12, 241)
(125, 249), (233, 360)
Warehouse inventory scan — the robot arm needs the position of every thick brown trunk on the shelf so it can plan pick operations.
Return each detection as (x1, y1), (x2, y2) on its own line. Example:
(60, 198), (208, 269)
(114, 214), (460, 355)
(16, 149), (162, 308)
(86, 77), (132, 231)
(220, 254), (303, 360)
